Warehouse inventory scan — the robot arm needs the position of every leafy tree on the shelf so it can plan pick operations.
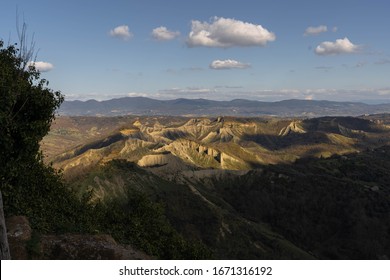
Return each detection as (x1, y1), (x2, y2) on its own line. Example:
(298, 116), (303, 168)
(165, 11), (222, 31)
(0, 38), (69, 226)
(0, 39), (63, 187)
(0, 37), (106, 236)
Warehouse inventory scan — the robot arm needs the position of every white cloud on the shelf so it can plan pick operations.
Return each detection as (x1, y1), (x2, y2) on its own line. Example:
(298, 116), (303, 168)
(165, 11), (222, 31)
(109, 25), (133, 40)
(126, 92), (150, 97)
(187, 16), (275, 48)
(28, 61), (54, 72)
(209, 59), (251, 70)
(304, 25), (328, 36)
(315, 37), (360, 55)
(152, 26), (180, 41)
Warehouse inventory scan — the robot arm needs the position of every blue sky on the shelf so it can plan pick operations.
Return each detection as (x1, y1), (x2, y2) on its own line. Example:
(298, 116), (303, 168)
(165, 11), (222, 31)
(1, 0), (390, 102)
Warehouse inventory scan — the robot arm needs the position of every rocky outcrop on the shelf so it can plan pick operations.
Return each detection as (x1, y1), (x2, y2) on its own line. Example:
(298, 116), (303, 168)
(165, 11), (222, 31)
(138, 153), (177, 167)
(162, 139), (221, 168)
(137, 153), (193, 177)
(220, 152), (250, 170)
(5, 216), (151, 260)
(279, 121), (306, 136)
(338, 124), (366, 138)
(6, 216), (31, 259)
(119, 138), (158, 159)
(39, 234), (151, 260)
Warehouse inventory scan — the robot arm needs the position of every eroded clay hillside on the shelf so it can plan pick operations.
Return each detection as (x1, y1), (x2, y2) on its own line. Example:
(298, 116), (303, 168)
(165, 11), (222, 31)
(42, 115), (390, 179)
(39, 114), (390, 259)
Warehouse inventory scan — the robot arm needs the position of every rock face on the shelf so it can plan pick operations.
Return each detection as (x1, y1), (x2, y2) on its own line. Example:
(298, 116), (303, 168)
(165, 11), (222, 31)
(6, 216), (31, 259)
(39, 234), (151, 260)
(5, 216), (151, 260)
(279, 121), (306, 136)
(138, 153), (176, 167)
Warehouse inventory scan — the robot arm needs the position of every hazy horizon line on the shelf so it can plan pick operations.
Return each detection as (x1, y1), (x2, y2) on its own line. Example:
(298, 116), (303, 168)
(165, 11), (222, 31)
(63, 95), (390, 105)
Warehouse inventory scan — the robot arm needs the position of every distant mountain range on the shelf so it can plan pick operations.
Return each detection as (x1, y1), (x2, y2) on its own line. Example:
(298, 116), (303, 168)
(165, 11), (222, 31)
(59, 97), (390, 117)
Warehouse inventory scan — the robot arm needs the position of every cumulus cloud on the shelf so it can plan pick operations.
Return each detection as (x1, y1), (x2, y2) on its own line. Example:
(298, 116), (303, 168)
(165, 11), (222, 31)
(152, 26), (180, 41)
(109, 25), (133, 40)
(315, 37), (360, 55)
(209, 59), (251, 70)
(304, 25), (328, 36)
(187, 17), (275, 48)
(28, 61), (54, 72)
